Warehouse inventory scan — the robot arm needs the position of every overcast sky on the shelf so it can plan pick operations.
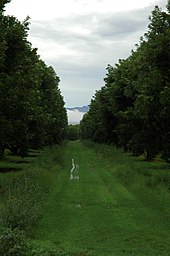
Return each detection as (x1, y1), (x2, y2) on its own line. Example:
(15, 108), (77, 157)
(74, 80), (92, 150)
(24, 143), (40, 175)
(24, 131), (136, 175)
(5, 0), (167, 107)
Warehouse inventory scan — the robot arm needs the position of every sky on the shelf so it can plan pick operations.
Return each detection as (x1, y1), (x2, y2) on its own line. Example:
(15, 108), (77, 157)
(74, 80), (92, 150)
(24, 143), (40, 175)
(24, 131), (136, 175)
(67, 109), (85, 124)
(5, 0), (167, 108)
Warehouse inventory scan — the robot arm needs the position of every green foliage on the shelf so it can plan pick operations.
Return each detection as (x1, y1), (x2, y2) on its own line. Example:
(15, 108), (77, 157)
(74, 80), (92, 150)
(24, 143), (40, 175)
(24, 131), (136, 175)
(0, 171), (43, 231)
(67, 124), (80, 140)
(0, 227), (66, 256)
(0, 1), (68, 157)
(0, 227), (31, 256)
(0, 0), (11, 12)
(80, 4), (170, 161)
(0, 144), (68, 255)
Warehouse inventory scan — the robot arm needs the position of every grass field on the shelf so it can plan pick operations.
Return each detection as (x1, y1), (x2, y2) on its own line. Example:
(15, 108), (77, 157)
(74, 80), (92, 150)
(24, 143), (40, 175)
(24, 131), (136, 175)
(32, 141), (170, 255)
(0, 141), (170, 255)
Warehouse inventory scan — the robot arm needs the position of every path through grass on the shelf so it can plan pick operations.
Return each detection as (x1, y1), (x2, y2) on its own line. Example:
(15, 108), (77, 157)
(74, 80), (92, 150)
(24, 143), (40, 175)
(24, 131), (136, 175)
(33, 141), (170, 256)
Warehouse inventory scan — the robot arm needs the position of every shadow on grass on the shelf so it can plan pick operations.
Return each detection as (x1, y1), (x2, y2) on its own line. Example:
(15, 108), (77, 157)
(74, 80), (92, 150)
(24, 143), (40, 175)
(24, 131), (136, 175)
(8, 160), (32, 164)
(0, 167), (22, 173)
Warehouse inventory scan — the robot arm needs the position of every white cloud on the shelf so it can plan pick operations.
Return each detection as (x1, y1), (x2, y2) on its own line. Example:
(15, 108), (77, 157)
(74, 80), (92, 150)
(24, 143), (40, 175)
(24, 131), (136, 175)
(5, 0), (163, 20)
(5, 0), (167, 106)
(67, 110), (85, 124)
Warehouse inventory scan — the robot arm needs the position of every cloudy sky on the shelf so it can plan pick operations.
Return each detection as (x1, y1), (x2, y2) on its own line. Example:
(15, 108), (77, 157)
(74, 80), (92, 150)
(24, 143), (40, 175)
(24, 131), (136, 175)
(5, 0), (167, 107)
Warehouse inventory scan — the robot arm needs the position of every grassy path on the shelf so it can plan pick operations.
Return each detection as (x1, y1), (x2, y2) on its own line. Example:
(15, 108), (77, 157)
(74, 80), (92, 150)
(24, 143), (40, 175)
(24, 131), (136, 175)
(33, 141), (170, 256)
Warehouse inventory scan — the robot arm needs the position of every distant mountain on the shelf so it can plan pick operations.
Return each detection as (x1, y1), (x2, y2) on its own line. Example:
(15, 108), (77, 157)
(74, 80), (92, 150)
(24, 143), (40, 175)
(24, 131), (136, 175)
(66, 106), (89, 124)
(66, 106), (89, 113)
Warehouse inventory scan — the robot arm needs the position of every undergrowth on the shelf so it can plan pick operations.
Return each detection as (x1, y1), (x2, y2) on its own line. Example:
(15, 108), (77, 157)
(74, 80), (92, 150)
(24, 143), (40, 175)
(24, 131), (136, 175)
(1, 140), (170, 255)
(0, 143), (66, 256)
(82, 139), (170, 192)
(0, 171), (43, 231)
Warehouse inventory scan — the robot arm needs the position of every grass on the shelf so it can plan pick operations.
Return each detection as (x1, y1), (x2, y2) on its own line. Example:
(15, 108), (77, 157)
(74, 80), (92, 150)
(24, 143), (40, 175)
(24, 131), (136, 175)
(32, 141), (170, 255)
(0, 144), (67, 255)
(0, 141), (170, 255)
(0, 149), (41, 174)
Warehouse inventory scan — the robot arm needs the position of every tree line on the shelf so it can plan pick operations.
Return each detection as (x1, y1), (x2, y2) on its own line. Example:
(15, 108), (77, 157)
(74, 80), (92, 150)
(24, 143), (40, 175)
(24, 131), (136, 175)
(80, 3), (170, 162)
(0, 0), (68, 157)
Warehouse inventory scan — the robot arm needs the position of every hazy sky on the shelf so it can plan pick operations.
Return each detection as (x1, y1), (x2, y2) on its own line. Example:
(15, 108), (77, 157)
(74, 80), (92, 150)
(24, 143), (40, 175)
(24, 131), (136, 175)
(5, 0), (167, 107)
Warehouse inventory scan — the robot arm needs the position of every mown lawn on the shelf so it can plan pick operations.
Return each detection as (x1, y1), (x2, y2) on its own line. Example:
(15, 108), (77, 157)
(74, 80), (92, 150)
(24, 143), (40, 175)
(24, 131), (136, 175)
(30, 141), (170, 256)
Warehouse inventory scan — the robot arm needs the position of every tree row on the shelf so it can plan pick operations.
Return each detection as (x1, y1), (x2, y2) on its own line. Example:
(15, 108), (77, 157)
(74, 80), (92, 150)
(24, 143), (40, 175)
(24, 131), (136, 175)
(80, 4), (170, 161)
(0, 0), (68, 157)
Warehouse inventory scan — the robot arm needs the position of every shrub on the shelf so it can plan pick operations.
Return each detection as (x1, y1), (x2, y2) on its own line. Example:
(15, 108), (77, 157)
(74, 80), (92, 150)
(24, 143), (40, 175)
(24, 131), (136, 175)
(67, 125), (80, 140)
(0, 171), (43, 231)
(0, 226), (67, 256)
(0, 227), (30, 256)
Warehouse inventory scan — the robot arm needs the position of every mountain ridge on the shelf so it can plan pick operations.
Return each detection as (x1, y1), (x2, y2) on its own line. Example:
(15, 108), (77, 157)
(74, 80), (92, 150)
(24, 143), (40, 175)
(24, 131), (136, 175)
(66, 106), (89, 113)
(66, 105), (89, 124)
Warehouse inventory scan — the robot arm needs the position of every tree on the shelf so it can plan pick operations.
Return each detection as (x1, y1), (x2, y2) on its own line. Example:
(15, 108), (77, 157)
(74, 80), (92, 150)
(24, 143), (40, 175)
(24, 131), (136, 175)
(81, 3), (170, 161)
(0, 0), (68, 156)
(67, 125), (80, 140)
(0, 0), (11, 12)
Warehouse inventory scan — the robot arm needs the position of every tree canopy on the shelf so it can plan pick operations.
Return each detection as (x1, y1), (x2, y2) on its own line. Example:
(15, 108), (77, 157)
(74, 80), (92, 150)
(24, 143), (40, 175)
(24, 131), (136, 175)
(80, 4), (170, 162)
(0, 1), (68, 156)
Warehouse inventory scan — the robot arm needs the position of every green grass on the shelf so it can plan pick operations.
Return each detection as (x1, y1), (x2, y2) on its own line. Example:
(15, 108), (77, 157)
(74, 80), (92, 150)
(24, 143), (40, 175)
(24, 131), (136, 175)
(0, 141), (170, 255)
(0, 149), (41, 173)
(30, 141), (170, 256)
(0, 144), (68, 255)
